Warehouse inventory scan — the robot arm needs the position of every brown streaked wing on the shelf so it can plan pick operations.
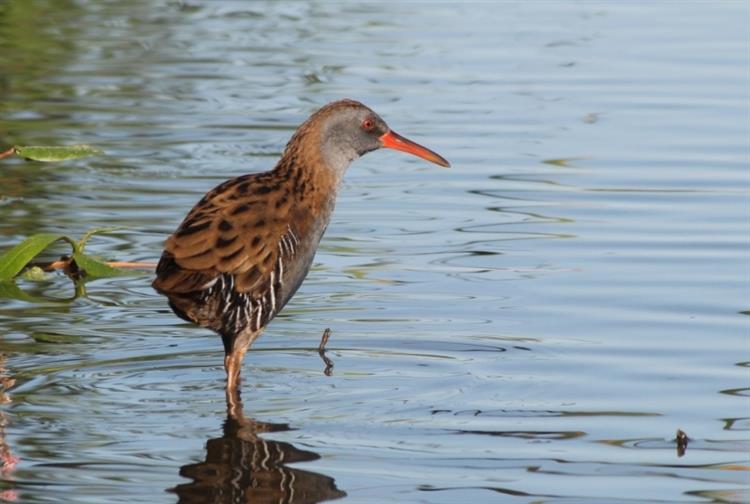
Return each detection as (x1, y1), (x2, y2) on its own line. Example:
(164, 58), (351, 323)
(154, 176), (295, 299)
(152, 252), (217, 294)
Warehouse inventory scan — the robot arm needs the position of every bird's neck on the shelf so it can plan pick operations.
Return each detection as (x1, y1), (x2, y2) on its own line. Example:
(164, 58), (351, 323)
(269, 130), (341, 249)
(273, 126), (350, 201)
(266, 129), (342, 286)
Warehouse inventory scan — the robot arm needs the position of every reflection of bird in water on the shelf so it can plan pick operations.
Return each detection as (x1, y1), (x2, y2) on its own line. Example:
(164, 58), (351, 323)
(172, 389), (345, 504)
(153, 99), (450, 391)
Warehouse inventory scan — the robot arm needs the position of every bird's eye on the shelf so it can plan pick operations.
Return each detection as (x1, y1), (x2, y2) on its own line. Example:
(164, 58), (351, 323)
(361, 118), (374, 131)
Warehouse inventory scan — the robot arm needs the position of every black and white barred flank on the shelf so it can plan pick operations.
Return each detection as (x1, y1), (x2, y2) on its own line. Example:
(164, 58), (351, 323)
(201, 227), (298, 337)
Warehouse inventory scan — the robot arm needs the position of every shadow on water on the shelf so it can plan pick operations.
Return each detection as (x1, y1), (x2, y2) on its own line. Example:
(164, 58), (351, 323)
(172, 388), (346, 504)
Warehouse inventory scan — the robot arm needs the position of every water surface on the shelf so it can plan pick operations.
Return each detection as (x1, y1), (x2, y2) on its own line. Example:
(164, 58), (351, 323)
(0, 1), (748, 503)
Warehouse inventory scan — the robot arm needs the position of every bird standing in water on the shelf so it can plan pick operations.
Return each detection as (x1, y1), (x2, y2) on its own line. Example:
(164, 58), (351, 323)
(153, 99), (450, 391)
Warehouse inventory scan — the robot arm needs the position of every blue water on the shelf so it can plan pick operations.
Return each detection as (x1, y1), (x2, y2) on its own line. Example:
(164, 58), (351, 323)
(0, 1), (748, 502)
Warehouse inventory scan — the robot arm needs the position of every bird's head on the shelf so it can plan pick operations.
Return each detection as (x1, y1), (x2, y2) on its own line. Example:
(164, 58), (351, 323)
(308, 99), (450, 178)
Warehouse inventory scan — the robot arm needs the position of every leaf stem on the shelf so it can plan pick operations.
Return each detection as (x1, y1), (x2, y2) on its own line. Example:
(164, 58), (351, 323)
(103, 261), (158, 270)
(0, 147), (16, 160)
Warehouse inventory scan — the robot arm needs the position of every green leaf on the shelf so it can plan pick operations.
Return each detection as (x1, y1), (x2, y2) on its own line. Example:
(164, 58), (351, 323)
(542, 157), (587, 168)
(0, 233), (72, 281)
(0, 281), (40, 302)
(77, 226), (124, 252)
(31, 332), (86, 344)
(14, 144), (102, 162)
(72, 251), (129, 278)
(0, 228), (134, 284)
(0, 279), (82, 303)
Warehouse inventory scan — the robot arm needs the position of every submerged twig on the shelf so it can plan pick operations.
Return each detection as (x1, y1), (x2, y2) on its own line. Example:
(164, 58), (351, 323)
(318, 328), (334, 376)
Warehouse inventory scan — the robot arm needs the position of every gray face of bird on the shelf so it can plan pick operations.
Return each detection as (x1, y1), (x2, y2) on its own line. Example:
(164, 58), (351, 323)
(318, 106), (388, 180)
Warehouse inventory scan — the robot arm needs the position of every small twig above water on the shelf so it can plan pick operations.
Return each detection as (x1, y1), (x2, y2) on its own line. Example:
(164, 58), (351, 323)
(675, 429), (689, 457)
(318, 328), (334, 376)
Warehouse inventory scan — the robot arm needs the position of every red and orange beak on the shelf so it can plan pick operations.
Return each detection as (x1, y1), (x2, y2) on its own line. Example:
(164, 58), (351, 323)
(379, 130), (450, 168)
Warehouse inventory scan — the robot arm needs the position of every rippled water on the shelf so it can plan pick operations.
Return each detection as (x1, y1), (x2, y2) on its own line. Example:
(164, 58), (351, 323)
(1, 1), (748, 503)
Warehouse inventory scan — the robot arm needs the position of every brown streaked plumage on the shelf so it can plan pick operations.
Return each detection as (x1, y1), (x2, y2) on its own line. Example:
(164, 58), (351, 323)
(153, 99), (450, 391)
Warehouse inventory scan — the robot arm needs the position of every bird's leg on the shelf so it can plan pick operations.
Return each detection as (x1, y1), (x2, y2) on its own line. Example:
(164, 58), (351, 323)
(318, 328), (334, 376)
(224, 347), (247, 392)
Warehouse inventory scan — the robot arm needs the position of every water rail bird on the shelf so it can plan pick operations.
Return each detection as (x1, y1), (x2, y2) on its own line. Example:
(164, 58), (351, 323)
(153, 99), (450, 390)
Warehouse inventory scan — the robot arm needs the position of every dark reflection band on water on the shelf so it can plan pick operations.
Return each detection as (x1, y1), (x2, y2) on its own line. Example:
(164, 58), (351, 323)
(172, 388), (345, 504)
(0, 355), (18, 503)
